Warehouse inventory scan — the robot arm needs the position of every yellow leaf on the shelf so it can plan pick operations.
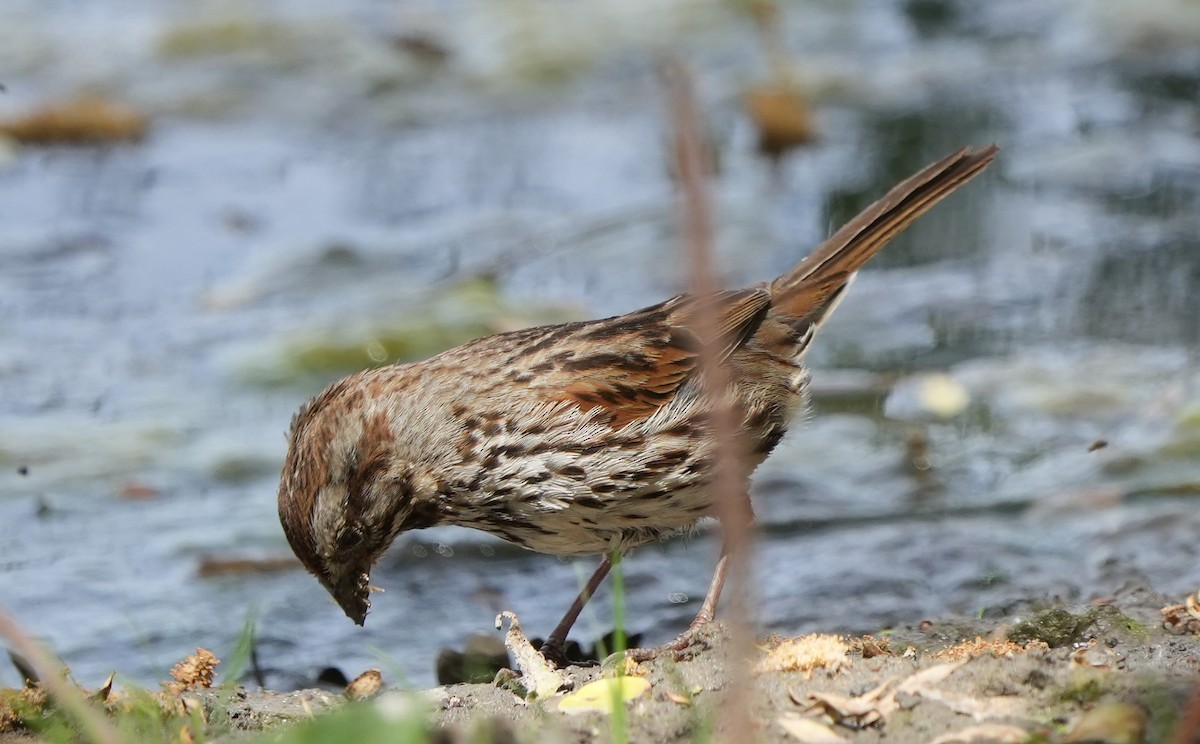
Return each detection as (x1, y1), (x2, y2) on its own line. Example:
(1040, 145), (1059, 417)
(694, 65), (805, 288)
(557, 676), (651, 715)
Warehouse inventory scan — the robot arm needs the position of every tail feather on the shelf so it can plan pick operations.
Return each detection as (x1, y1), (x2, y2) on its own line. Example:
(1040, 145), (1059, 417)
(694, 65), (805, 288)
(769, 145), (999, 324)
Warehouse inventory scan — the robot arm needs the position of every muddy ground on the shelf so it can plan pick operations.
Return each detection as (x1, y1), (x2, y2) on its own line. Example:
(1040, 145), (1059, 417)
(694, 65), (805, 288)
(194, 582), (1200, 743)
(3, 583), (1198, 743)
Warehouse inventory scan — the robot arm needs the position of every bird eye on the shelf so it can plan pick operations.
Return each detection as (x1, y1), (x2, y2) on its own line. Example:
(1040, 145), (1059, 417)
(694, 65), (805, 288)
(338, 528), (364, 550)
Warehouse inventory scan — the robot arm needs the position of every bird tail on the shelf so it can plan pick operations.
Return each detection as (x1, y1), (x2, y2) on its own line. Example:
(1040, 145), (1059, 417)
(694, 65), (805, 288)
(769, 145), (999, 326)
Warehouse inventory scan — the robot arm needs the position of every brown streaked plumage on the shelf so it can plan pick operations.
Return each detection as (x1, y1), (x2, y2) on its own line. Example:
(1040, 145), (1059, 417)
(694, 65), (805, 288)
(277, 145), (999, 653)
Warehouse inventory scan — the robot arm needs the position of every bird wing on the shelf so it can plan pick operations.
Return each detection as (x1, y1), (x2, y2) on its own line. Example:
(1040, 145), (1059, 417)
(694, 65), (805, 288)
(521, 288), (771, 428)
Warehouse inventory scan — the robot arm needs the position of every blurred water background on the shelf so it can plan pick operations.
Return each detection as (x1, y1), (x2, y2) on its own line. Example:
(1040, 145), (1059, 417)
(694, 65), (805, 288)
(0, 0), (1198, 690)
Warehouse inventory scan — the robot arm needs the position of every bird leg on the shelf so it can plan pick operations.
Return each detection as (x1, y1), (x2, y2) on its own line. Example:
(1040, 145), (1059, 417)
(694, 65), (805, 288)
(624, 547), (728, 663)
(630, 492), (753, 662)
(540, 554), (613, 667)
(688, 547), (730, 629)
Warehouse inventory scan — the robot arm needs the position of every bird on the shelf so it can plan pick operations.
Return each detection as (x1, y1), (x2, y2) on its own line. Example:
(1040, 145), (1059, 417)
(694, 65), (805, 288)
(277, 144), (998, 661)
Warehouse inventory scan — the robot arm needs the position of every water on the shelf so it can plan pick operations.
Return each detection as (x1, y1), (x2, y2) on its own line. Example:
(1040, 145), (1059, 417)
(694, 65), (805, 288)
(0, 0), (1198, 690)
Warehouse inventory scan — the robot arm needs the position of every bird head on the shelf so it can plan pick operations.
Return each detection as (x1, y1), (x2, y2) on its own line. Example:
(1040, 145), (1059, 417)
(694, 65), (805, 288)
(276, 375), (439, 625)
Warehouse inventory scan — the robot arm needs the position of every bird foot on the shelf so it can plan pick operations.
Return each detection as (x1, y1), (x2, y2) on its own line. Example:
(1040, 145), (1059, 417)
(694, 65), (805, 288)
(623, 619), (716, 664)
(537, 639), (576, 670)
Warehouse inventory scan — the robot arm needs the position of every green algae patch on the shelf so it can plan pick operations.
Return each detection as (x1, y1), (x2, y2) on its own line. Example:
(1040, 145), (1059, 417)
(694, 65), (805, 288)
(1007, 608), (1095, 648)
(158, 19), (307, 59)
(1089, 605), (1152, 643)
(1159, 402), (1200, 458)
(1056, 675), (1106, 706)
(282, 323), (481, 376)
(242, 277), (580, 387)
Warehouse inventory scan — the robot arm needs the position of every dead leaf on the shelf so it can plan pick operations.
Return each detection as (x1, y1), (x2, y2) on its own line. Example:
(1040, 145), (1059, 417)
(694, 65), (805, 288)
(558, 676), (650, 714)
(928, 723), (1029, 744)
(777, 713), (848, 743)
(1160, 603), (1200, 634)
(895, 660), (967, 695)
(1186, 592), (1200, 622)
(799, 658), (1023, 731)
(854, 635), (890, 658)
(800, 678), (897, 728)
(917, 689), (1027, 722)
(891, 660), (1025, 722)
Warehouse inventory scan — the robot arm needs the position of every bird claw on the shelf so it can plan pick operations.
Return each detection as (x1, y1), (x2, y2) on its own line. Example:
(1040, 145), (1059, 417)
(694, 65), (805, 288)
(621, 624), (714, 664)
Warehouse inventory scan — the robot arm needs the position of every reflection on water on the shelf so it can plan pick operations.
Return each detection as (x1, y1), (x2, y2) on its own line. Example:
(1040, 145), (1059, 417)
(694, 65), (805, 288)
(0, 0), (1198, 690)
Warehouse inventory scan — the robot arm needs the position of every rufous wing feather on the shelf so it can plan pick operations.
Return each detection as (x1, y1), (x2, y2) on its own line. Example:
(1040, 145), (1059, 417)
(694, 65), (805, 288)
(543, 288), (771, 428)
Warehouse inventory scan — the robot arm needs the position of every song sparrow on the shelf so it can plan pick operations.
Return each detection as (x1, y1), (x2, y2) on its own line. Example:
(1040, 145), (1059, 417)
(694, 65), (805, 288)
(277, 145), (998, 657)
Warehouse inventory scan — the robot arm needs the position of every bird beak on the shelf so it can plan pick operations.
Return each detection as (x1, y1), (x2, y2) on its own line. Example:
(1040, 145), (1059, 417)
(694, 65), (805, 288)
(330, 565), (372, 626)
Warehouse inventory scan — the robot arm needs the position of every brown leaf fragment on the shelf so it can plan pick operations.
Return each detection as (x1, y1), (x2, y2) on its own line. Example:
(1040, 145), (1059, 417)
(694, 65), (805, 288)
(344, 669), (383, 701)
(0, 96), (148, 145)
(896, 661), (998, 716)
(1186, 592), (1200, 622)
(854, 635), (891, 658)
(928, 723), (1030, 744)
(743, 86), (817, 158)
(893, 660), (1028, 723)
(196, 556), (300, 577)
(777, 713), (849, 743)
(799, 660), (990, 731)
(1160, 602), (1200, 635)
(800, 678), (897, 728)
